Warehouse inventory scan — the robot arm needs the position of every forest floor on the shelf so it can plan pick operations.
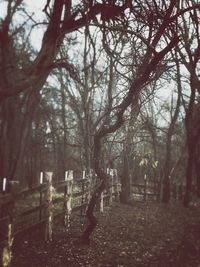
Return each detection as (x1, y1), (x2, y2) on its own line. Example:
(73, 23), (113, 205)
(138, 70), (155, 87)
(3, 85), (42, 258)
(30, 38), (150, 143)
(11, 200), (200, 267)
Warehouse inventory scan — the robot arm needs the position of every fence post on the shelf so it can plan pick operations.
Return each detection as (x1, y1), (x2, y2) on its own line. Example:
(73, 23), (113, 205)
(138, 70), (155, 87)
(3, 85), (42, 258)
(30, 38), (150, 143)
(81, 171), (86, 218)
(44, 172), (53, 242)
(87, 169), (93, 201)
(144, 174), (147, 201)
(100, 192), (104, 213)
(63, 171), (73, 228)
(113, 169), (119, 200)
(2, 178), (7, 194)
(0, 179), (16, 267)
(63, 171), (68, 226)
(0, 216), (13, 267)
(84, 170), (92, 209)
(39, 172), (44, 221)
(109, 169), (114, 205)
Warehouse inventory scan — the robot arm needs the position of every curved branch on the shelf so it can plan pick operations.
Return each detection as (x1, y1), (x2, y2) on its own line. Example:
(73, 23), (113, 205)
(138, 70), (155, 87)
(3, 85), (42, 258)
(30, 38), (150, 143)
(81, 35), (179, 244)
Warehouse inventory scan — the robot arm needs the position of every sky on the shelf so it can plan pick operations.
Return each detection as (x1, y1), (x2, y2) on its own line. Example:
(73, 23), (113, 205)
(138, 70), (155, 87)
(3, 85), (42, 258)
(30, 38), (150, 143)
(0, 1), (46, 20)
(0, 0), (46, 50)
(0, 0), (188, 116)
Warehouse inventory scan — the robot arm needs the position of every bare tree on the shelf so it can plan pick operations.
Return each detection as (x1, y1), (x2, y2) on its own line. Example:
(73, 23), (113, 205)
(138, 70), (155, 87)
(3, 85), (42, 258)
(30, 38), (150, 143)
(162, 53), (182, 203)
(0, 0), (132, 179)
(176, 0), (200, 206)
(80, 0), (185, 244)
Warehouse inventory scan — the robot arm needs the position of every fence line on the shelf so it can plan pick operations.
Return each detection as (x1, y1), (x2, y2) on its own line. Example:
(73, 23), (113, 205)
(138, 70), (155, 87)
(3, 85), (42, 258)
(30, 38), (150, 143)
(0, 169), (120, 267)
(0, 170), (190, 267)
(131, 180), (186, 201)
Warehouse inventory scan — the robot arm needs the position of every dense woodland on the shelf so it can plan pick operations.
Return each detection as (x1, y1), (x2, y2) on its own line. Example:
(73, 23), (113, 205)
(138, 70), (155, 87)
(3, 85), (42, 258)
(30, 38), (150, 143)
(0, 0), (200, 246)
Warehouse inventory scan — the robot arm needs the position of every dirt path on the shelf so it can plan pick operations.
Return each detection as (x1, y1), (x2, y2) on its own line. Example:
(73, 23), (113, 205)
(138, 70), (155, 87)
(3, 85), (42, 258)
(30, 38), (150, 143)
(11, 201), (200, 267)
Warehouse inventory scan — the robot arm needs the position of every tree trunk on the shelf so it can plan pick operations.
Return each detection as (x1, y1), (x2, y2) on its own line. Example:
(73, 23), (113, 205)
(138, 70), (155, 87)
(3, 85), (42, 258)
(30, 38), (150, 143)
(162, 56), (181, 203)
(162, 173), (171, 203)
(80, 25), (179, 243)
(0, 92), (38, 181)
(81, 180), (105, 244)
(120, 147), (132, 204)
(194, 143), (200, 197)
(183, 142), (195, 206)
(183, 66), (197, 206)
(162, 136), (172, 203)
(80, 130), (107, 245)
(195, 160), (200, 198)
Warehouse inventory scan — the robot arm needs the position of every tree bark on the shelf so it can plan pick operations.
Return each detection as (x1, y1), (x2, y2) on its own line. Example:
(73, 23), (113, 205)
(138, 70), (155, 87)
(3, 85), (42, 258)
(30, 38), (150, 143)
(162, 55), (181, 203)
(120, 147), (132, 204)
(183, 72), (196, 206)
(0, 92), (38, 179)
(183, 141), (195, 206)
(80, 129), (107, 245)
(194, 142), (200, 197)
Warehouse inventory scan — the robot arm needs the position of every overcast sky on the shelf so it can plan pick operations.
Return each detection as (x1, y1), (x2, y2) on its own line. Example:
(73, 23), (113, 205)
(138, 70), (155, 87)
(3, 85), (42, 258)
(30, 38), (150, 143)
(0, 0), (186, 116)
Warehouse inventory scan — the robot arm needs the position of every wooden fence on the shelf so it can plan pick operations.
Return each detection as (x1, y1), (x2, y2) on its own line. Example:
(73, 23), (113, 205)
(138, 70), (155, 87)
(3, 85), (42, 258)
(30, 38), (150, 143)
(132, 179), (186, 202)
(0, 170), (188, 267)
(132, 183), (158, 201)
(0, 169), (120, 267)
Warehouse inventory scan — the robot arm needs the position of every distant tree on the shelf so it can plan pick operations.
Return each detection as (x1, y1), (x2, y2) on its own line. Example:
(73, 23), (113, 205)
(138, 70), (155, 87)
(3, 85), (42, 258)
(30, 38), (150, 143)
(120, 98), (140, 204)
(176, 1), (200, 206)
(162, 54), (182, 203)
(0, 0), (132, 179)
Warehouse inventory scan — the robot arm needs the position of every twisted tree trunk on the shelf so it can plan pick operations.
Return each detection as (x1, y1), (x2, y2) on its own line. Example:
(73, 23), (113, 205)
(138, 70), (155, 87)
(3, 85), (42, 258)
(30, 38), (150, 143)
(80, 35), (179, 244)
(80, 127), (108, 245)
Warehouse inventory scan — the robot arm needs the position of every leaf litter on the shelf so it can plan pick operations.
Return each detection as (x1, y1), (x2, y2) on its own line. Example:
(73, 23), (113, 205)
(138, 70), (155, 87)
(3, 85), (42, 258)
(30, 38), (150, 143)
(11, 201), (200, 267)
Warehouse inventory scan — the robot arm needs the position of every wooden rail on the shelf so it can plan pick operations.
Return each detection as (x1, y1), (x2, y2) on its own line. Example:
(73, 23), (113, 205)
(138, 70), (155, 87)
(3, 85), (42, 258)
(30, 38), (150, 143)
(0, 169), (120, 267)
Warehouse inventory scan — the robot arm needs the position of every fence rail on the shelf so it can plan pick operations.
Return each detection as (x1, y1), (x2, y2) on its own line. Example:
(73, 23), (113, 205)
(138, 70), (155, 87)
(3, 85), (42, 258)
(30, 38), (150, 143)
(0, 170), (190, 267)
(131, 181), (187, 202)
(0, 170), (120, 267)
